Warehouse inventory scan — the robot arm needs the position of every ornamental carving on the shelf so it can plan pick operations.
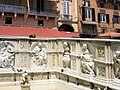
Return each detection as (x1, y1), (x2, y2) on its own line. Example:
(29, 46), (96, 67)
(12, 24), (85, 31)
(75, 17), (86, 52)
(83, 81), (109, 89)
(98, 66), (105, 77)
(97, 47), (105, 57)
(31, 42), (47, 67)
(20, 41), (28, 50)
(0, 41), (15, 68)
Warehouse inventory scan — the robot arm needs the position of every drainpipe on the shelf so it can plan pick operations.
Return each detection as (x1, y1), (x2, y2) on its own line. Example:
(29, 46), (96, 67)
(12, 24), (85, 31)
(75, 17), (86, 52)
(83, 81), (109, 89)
(27, 0), (30, 11)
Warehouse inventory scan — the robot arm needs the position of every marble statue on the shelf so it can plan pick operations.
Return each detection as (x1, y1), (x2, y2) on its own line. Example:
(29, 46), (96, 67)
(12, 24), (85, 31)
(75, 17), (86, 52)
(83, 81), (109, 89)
(32, 43), (47, 66)
(0, 42), (15, 68)
(80, 44), (95, 76)
(113, 51), (120, 79)
(62, 42), (71, 68)
(21, 71), (29, 85)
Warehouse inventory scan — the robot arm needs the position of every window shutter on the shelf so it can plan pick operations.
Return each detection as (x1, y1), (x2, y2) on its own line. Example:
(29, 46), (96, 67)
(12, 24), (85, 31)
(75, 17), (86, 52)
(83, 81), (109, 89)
(98, 13), (100, 23)
(62, 1), (69, 15)
(92, 8), (95, 21)
(82, 7), (85, 21)
(106, 14), (109, 24)
(118, 16), (120, 24)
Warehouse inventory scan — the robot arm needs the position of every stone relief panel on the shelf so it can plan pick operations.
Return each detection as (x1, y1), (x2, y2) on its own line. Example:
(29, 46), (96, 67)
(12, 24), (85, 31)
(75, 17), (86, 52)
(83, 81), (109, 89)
(31, 42), (47, 67)
(80, 43), (95, 76)
(62, 42), (71, 69)
(0, 41), (15, 68)
(20, 53), (29, 68)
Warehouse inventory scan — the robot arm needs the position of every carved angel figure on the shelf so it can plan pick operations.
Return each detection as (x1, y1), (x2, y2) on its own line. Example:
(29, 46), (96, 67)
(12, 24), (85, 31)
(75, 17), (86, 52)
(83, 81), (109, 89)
(0, 42), (15, 68)
(80, 44), (95, 76)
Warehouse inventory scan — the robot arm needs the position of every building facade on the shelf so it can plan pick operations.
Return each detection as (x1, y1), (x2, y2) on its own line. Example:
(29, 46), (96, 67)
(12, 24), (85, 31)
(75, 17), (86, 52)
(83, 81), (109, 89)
(0, 0), (58, 29)
(0, 0), (120, 35)
(78, 0), (120, 36)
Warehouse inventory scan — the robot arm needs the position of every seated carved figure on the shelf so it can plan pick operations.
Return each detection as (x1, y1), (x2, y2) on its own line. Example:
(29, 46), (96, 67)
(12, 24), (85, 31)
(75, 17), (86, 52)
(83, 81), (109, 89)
(80, 44), (95, 76)
(32, 43), (47, 66)
(0, 42), (15, 68)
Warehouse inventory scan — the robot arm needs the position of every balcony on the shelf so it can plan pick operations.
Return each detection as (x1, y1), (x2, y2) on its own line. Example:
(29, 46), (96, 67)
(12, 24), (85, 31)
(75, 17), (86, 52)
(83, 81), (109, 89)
(0, 4), (26, 13)
(29, 8), (58, 17)
(59, 14), (72, 21)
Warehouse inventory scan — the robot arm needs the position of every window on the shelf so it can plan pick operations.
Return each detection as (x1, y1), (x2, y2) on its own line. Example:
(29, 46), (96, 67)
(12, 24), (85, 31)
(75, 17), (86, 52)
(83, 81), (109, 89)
(114, 4), (118, 10)
(5, 17), (12, 24)
(113, 15), (119, 23)
(101, 27), (107, 33)
(100, 14), (106, 22)
(98, 13), (109, 23)
(38, 20), (44, 27)
(85, 8), (91, 19)
(117, 29), (120, 33)
(85, 0), (90, 6)
(99, 1), (105, 8)
(62, 0), (70, 19)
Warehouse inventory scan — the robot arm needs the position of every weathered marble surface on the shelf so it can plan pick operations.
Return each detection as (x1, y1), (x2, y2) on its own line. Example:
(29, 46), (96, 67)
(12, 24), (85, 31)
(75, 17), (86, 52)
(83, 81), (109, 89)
(0, 37), (120, 90)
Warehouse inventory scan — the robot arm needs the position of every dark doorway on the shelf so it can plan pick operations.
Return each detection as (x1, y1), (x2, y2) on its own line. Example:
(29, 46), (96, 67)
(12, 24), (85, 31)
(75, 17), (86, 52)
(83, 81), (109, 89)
(58, 24), (74, 32)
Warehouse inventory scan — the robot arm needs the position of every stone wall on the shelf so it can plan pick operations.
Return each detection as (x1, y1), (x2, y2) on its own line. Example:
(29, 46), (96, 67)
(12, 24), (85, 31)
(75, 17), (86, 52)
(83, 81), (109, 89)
(0, 37), (120, 90)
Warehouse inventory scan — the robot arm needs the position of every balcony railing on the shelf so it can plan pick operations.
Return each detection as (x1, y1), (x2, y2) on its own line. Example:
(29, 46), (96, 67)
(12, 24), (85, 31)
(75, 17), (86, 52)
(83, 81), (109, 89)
(29, 8), (58, 17)
(0, 4), (26, 13)
(60, 14), (72, 21)
(0, 4), (58, 17)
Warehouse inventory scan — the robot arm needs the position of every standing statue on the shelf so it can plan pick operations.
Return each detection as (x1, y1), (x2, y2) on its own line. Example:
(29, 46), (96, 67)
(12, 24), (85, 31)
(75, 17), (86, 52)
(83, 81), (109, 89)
(80, 44), (95, 76)
(113, 51), (120, 79)
(21, 71), (29, 85)
(32, 43), (47, 66)
(62, 42), (71, 68)
(0, 42), (15, 68)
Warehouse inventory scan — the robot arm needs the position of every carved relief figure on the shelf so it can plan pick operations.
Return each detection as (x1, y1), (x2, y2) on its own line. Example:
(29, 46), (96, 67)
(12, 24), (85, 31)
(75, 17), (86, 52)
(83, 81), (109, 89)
(31, 43), (47, 66)
(113, 51), (120, 79)
(0, 41), (15, 68)
(62, 42), (71, 68)
(80, 44), (95, 76)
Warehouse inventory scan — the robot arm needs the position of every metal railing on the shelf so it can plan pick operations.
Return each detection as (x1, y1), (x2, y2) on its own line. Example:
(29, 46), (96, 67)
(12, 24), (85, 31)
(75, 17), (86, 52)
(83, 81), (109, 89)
(60, 14), (72, 21)
(0, 4), (58, 17)
(0, 4), (26, 13)
(29, 8), (58, 16)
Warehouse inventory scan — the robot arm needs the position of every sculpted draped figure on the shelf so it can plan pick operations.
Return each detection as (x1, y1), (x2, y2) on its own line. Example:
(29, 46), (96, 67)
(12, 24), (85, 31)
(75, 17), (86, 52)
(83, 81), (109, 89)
(31, 43), (47, 66)
(62, 42), (71, 68)
(80, 44), (95, 76)
(113, 50), (120, 79)
(0, 41), (15, 68)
